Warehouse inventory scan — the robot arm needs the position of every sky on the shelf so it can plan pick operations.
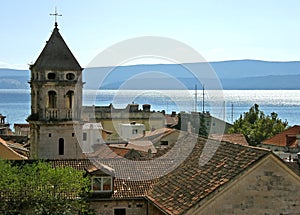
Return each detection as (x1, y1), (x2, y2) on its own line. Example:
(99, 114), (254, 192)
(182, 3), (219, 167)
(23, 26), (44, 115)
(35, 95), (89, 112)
(1, 0), (300, 69)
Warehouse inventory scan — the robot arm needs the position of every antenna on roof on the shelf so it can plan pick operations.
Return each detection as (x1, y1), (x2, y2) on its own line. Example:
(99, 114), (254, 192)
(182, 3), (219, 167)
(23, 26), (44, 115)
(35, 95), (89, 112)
(202, 85), (205, 113)
(194, 84), (197, 112)
(50, 7), (62, 28)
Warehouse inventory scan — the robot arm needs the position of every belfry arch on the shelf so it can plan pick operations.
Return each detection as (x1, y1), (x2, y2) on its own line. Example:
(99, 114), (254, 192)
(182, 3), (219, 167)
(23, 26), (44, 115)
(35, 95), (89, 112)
(48, 90), (57, 108)
(66, 90), (74, 109)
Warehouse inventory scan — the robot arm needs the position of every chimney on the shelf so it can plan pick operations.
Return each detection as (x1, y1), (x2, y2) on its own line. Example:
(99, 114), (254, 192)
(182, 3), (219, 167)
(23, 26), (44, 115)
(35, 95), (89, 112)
(148, 149), (152, 159)
(171, 111), (176, 117)
(129, 104), (139, 112)
(143, 104), (151, 112)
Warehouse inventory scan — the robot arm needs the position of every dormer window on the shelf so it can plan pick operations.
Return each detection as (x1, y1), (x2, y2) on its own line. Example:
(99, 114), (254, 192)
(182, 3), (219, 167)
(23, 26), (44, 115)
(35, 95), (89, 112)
(47, 72), (56, 80)
(92, 176), (113, 192)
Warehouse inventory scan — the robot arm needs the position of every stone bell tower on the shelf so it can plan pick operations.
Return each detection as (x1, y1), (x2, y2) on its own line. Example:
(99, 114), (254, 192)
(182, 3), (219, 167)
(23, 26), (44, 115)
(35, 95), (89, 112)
(28, 22), (83, 159)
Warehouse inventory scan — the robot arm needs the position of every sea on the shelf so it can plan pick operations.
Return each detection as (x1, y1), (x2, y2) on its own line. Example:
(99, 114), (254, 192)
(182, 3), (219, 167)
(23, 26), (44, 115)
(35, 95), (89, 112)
(1, 89), (300, 129)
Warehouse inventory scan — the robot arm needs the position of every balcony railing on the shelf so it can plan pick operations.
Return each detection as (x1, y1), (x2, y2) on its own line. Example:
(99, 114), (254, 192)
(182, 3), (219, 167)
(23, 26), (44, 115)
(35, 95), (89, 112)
(45, 108), (73, 120)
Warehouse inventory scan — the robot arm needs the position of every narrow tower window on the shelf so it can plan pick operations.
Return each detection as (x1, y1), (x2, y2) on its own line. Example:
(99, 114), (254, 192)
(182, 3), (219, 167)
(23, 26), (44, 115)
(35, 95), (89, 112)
(59, 138), (64, 155)
(48, 91), (57, 108)
(66, 91), (74, 109)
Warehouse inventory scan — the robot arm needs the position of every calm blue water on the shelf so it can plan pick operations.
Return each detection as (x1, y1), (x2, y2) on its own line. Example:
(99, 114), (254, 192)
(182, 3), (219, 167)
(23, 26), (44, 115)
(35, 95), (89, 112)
(0, 89), (299, 127)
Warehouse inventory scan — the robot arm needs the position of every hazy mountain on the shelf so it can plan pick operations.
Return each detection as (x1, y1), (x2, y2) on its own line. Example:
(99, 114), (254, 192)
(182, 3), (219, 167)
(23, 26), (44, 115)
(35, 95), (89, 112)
(210, 60), (300, 79)
(84, 60), (300, 90)
(0, 69), (29, 89)
(1, 60), (300, 89)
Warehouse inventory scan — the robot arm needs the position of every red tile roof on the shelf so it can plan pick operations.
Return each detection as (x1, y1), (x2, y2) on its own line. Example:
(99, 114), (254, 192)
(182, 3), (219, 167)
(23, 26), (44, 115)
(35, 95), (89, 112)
(146, 134), (270, 215)
(47, 133), (271, 208)
(13, 123), (30, 128)
(0, 137), (28, 160)
(285, 162), (300, 176)
(11, 133), (281, 213)
(262, 125), (300, 147)
(209, 133), (249, 146)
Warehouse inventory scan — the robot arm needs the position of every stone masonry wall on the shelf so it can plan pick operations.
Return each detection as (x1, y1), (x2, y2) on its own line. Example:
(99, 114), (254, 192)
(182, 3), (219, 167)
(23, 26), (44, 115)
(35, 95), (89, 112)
(189, 155), (300, 215)
(90, 199), (147, 215)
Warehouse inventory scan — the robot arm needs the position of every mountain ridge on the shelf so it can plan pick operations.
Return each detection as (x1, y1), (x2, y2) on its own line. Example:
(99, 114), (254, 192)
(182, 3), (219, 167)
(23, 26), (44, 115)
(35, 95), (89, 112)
(1, 60), (300, 90)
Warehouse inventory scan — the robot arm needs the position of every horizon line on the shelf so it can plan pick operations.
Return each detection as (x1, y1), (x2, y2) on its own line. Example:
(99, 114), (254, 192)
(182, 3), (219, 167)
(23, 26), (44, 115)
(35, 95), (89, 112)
(2, 59), (300, 70)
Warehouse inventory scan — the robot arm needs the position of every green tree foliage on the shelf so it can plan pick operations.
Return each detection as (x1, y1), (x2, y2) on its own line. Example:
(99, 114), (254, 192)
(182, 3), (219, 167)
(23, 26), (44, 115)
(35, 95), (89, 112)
(0, 160), (92, 215)
(199, 114), (208, 137)
(229, 104), (288, 146)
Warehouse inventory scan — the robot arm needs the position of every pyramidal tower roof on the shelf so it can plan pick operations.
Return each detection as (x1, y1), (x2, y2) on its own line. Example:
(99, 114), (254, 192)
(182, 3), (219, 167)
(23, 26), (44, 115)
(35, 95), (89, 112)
(31, 22), (82, 71)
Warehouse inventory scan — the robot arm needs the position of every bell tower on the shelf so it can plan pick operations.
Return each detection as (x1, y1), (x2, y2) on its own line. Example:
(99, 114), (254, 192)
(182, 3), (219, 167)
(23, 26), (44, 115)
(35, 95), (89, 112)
(28, 21), (83, 159)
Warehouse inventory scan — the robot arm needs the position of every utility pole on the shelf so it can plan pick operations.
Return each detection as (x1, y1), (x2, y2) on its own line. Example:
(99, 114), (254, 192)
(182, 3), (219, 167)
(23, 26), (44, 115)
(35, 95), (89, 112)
(194, 84), (197, 112)
(231, 103), (234, 123)
(202, 85), (205, 113)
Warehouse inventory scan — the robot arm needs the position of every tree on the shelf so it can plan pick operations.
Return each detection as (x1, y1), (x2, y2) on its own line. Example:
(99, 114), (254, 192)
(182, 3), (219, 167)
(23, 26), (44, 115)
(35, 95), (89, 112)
(228, 104), (288, 146)
(199, 114), (208, 137)
(0, 160), (92, 215)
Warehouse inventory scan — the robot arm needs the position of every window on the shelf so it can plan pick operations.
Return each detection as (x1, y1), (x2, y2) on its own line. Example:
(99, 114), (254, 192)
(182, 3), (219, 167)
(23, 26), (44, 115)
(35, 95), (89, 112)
(83, 132), (87, 141)
(48, 91), (57, 108)
(47, 72), (56, 80)
(59, 138), (64, 155)
(66, 73), (75, 80)
(72, 133), (75, 137)
(132, 129), (138, 134)
(66, 91), (74, 109)
(161, 141), (168, 146)
(92, 176), (112, 192)
(49, 133), (51, 137)
(114, 208), (126, 215)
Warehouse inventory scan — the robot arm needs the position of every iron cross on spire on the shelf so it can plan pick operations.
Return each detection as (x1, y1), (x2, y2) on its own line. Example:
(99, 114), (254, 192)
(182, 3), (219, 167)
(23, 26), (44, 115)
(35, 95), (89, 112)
(50, 7), (62, 28)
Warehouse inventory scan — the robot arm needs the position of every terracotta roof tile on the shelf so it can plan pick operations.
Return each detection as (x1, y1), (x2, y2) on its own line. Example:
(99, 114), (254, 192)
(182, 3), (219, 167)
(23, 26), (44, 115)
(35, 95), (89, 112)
(48, 158), (167, 199)
(146, 134), (270, 215)
(262, 125), (300, 147)
(209, 133), (249, 146)
(13, 123), (30, 128)
(10, 133), (274, 208)
(285, 162), (300, 176)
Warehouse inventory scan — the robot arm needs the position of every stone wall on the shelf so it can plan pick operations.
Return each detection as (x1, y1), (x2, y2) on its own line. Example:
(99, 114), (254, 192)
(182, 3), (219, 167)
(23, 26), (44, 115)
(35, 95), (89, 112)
(90, 199), (147, 215)
(31, 122), (83, 159)
(188, 155), (300, 215)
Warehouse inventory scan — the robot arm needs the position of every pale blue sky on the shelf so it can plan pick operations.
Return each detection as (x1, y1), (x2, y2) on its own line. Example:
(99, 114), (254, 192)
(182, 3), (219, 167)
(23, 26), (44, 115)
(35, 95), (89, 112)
(1, 0), (300, 69)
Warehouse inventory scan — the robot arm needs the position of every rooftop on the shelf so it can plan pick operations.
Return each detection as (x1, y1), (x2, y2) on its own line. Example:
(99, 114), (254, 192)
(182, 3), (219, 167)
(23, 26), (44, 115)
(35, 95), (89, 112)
(47, 133), (272, 206)
(209, 133), (249, 146)
(262, 125), (300, 148)
(30, 23), (82, 71)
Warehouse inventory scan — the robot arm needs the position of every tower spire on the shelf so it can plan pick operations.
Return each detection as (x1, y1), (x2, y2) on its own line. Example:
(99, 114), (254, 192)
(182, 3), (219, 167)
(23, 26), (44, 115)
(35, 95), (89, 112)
(50, 7), (62, 28)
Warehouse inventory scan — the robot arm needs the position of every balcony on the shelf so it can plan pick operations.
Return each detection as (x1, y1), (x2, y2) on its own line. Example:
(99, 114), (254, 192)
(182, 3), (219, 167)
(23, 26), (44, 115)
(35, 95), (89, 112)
(45, 108), (73, 120)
